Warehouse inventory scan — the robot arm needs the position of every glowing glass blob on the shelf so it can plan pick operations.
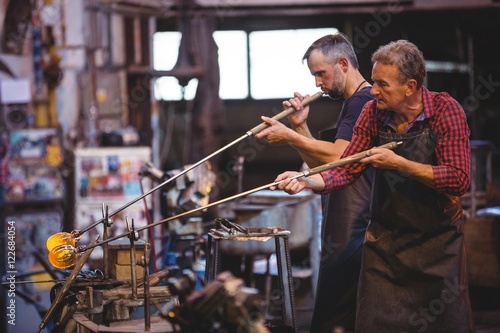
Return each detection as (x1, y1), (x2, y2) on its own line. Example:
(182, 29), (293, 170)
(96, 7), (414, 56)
(48, 244), (79, 269)
(46, 232), (76, 251)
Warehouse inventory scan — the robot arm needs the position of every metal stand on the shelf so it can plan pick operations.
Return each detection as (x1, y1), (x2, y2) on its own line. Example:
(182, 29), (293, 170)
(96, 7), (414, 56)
(469, 140), (494, 217)
(205, 229), (297, 332)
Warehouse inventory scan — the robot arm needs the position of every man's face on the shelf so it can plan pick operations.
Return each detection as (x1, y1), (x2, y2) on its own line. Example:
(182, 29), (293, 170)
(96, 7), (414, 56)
(307, 49), (345, 98)
(370, 61), (408, 112)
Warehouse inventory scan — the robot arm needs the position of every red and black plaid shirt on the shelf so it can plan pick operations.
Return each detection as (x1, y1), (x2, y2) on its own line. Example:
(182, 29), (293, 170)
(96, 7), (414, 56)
(320, 86), (471, 196)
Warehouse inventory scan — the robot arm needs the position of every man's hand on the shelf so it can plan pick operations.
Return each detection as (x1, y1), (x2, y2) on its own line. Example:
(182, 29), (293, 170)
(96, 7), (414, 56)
(361, 147), (436, 188)
(255, 116), (296, 145)
(360, 147), (402, 169)
(255, 92), (316, 146)
(272, 171), (326, 194)
(283, 92), (311, 128)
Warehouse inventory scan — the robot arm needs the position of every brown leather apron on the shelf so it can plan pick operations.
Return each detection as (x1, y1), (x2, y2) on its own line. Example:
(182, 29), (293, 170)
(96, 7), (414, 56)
(355, 128), (474, 333)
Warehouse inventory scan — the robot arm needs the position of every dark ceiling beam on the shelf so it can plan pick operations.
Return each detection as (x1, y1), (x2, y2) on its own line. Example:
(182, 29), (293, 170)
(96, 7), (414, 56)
(97, 0), (500, 18)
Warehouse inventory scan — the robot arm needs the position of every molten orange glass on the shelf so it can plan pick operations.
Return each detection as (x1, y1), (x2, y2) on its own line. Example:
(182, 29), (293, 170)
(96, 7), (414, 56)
(46, 232), (77, 251)
(48, 244), (79, 269)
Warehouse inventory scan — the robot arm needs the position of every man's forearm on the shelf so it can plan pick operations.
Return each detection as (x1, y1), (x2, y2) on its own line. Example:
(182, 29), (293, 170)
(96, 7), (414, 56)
(287, 123), (347, 167)
(291, 137), (347, 168)
(397, 158), (436, 189)
(291, 122), (314, 139)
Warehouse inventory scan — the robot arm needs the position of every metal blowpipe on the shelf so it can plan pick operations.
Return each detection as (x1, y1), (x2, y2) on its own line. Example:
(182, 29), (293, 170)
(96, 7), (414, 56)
(77, 91), (325, 236)
(81, 140), (401, 251)
(302, 141), (402, 176)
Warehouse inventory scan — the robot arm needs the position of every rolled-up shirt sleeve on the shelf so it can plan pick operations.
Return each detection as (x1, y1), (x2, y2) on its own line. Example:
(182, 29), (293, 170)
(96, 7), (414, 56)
(431, 96), (470, 196)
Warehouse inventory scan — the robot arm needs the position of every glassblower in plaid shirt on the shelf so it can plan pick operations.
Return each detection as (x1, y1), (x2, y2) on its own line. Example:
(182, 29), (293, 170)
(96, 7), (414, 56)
(273, 40), (475, 332)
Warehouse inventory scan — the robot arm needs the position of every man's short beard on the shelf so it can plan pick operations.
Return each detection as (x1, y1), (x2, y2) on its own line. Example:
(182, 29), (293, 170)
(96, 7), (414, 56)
(327, 87), (344, 100)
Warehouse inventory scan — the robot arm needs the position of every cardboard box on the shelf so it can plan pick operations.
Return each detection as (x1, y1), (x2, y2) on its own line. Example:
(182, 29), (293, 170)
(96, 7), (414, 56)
(108, 239), (146, 281)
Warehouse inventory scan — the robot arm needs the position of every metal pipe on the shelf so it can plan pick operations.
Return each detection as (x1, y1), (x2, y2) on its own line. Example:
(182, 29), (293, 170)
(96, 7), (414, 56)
(102, 204), (110, 279)
(77, 91), (324, 235)
(127, 218), (138, 299)
(81, 141), (401, 251)
(143, 245), (151, 331)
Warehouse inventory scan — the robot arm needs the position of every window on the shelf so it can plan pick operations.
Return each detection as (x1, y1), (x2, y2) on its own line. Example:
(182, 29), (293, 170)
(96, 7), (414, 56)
(153, 32), (198, 100)
(213, 30), (249, 99)
(153, 27), (338, 100)
(249, 28), (338, 99)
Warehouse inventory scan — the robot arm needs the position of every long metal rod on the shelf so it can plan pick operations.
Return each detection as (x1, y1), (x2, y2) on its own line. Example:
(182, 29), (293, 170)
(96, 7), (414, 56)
(128, 218), (138, 299)
(81, 141), (401, 252)
(78, 91), (324, 235)
(143, 245), (151, 331)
